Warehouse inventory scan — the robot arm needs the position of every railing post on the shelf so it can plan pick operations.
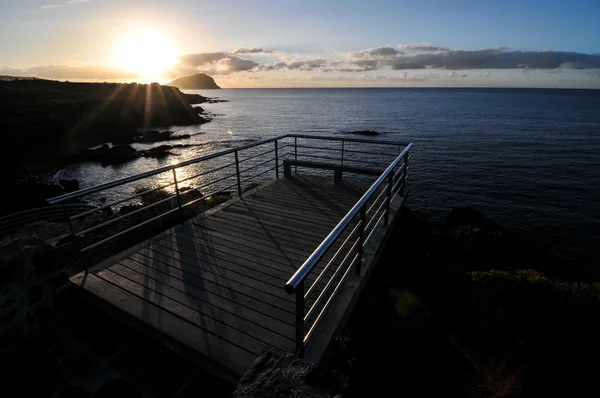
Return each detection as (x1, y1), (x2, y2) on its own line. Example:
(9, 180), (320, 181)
(357, 204), (366, 276)
(341, 140), (345, 167)
(62, 204), (76, 236)
(172, 169), (183, 221)
(384, 173), (392, 225)
(294, 136), (298, 174)
(295, 281), (305, 358)
(275, 140), (279, 179)
(234, 151), (242, 197)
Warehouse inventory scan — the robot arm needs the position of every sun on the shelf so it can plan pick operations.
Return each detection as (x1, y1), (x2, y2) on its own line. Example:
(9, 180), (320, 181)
(114, 28), (178, 78)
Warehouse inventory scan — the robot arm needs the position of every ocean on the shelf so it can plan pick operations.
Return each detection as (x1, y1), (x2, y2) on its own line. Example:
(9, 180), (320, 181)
(57, 88), (600, 263)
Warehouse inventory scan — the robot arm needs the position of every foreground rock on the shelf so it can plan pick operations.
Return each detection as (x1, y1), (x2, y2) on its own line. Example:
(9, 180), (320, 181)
(232, 348), (331, 398)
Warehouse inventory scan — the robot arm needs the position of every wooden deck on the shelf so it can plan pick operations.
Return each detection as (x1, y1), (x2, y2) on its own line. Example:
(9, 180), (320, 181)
(72, 175), (396, 379)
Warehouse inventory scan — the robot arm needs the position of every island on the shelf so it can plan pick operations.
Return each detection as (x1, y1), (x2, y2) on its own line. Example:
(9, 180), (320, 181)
(167, 73), (221, 89)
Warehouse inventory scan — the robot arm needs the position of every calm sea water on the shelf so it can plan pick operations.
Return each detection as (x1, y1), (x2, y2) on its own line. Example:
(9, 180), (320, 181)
(58, 88), (600, 263)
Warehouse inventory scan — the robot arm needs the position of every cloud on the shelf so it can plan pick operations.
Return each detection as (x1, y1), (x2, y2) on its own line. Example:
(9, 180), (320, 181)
(42, 0), (90, 9)
(399, 43), (449, 52)
(24, 65), (138, 80)
(231, 47), (276, 55)
(446, 71), (468, 78)
(0, 66), (27, 76)
(385, 49), (600, 70)
(169, 52), (259, 76)
(254, 58), (341, 72)
(348, 47), (404, 59)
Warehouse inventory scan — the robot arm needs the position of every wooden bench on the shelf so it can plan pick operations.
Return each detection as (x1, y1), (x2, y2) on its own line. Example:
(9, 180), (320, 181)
(283, 159), (383, 184)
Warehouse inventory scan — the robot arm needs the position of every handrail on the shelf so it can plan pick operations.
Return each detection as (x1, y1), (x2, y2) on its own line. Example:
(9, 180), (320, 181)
(284, 142), (413, 294)
(47, 134), (408, 205)
(43, 133), (409, 257)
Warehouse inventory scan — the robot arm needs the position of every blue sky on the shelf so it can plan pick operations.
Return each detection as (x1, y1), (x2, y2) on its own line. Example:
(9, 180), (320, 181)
(1, 0), (599, 87)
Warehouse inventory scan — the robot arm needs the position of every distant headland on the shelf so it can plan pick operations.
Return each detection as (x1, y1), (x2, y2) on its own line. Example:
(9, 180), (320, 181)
(167, 73), (221, 90)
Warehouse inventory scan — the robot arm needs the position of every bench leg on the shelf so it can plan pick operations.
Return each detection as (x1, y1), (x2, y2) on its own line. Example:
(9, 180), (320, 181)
(284, 163), (291, 178)
(334, 169), (342, 184)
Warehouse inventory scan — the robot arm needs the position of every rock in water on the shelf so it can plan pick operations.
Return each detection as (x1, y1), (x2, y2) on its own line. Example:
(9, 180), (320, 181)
(346, 130), (379, 136)
(231, 347), (329, 398)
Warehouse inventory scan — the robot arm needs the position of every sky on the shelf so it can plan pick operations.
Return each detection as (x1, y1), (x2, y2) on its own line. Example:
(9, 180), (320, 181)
(1, 0), (599, 88)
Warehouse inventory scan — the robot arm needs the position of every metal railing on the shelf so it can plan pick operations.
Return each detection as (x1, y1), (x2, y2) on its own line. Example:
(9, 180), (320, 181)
(284, 141), (413, 357)
(47, 134), (410, 256)
(0, 204), (98, 236)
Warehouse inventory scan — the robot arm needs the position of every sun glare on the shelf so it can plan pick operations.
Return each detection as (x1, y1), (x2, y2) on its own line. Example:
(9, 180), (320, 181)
(114, 28), (178, 78)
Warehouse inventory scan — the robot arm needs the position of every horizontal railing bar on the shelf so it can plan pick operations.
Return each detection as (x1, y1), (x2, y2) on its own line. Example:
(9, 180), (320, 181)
(81, 207), (180, 252)
(364, 208), (387, 248)
(295, 144), (342, 152)
(303, 252), (359, 343)
(0, 204), (95, 221)
(295, 153), (343, 163)
(304, 220), (362, 301)
(366, 183), (389, 216)
(237, 165), (277, 186)
(304, 237), (360, 325)
(71, 182), (177, 221)
(176, 162), (236, 185)
(342, 148), (399, 157)
(392, 173), (405, 193)
(390, 184), (404, 204)
(1, 209), (83, 224)
(75, 193), (178, 236)
(187, 171), (239, 193)
(239, 157), (275, 175)
(293, 134), (410, 147)
(297, 153), (391, 168)
(365, 199), (387, 233)
(238, 147), (276, 163)
(285, 142), (413, 294)
(48, 134), (290, 204)
(393, 166), (406, 182)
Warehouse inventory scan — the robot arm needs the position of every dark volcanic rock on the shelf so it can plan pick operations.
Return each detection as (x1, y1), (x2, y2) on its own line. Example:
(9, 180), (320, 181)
(75, 145), (137, 166)
(444, 206), (501, 231)
(232, 347), (329, 398)
(346, 130), (379, 136)
(143, 145), (174, 159)
(58, 179), (80, 192)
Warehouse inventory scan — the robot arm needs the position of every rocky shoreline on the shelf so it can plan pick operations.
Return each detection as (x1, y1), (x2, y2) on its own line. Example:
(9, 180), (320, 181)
(2, 79), (223, 215)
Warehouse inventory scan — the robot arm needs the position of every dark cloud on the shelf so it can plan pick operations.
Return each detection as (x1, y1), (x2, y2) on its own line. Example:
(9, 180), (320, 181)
(254, 58), (337, 72)
(21, 65), (138, 80)
(231, 47), (276, 55)
(221, 56), (259, 72)
(385, 49), (600, 70)
(399, 43), (449, 52)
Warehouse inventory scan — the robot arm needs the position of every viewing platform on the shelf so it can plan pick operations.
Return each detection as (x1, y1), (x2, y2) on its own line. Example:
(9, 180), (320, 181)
(48, 135), (413, 382)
